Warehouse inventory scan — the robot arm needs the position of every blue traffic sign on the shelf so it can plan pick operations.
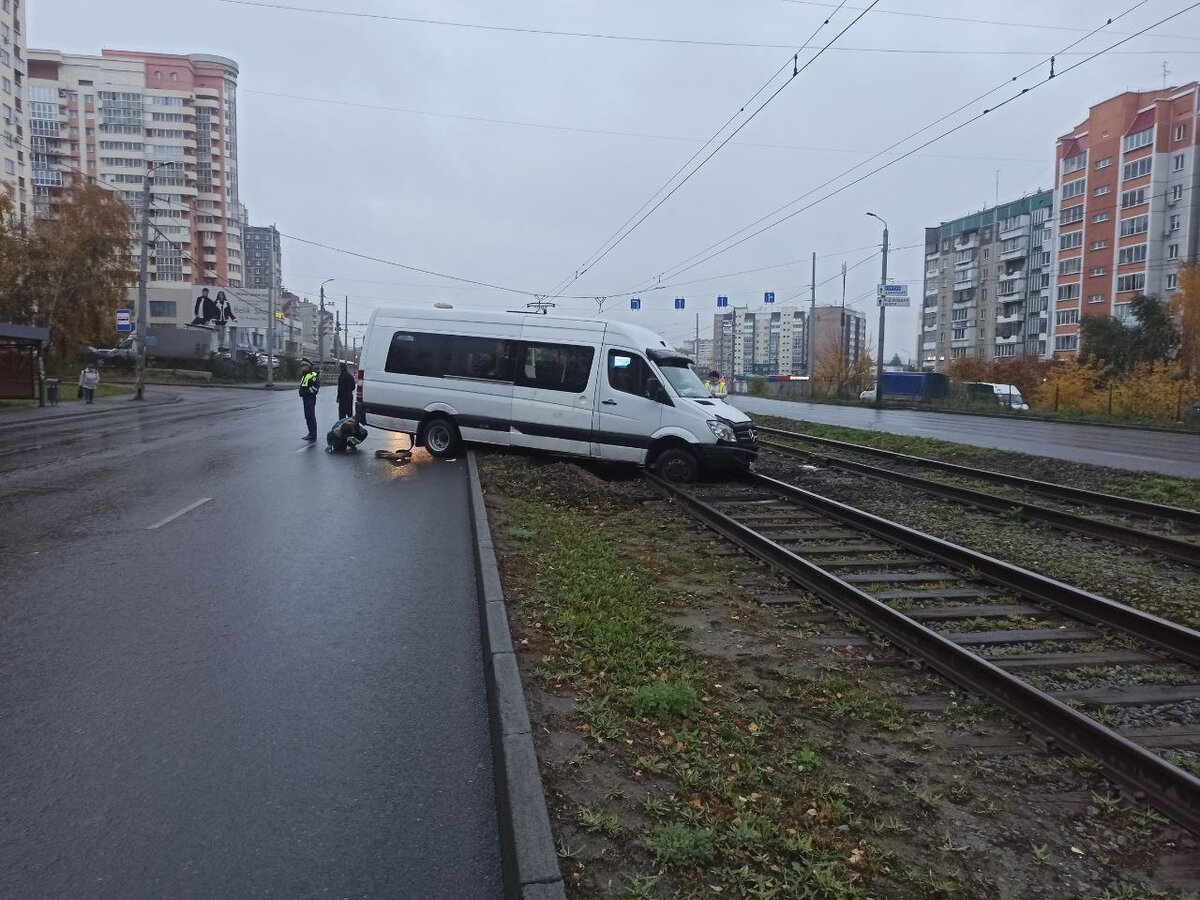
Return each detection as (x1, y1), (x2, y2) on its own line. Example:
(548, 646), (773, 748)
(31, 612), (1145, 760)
(764, 292), (775, 304)
(674, 297), (686, 310)
(630, 297), (642, 310)
(115, 308), (133, 333)
(717, 295), (729, 308)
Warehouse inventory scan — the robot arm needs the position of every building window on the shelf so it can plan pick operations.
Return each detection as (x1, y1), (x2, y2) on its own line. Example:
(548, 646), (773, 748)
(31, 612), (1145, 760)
(1060, 205), (1084, 225)
(1123, 157), (1152, 180)
(149, 300), (177, 317)
(1120, 188), (1147, 209)
(1118, 243), (1147, 265)
(155, 70), (162, 80)
(1174, 153), (1186, 172)
(1062, 152), (1087, 174)
(1122, 127), (1154, 152)
(1057, 284), (1081, 301)
(1175, 124), (1187, 142)
(1088, 294), (1105, 304)
(1168, 243), (1180, 260)
(1170, 214), (1181, 231)
(1055, 309), (1081, 326)
(1119, 215), (1149, 237)
(1055, 334), (1079, 351)
(1095, 157), (1112, 169)
(1167, 273), (1178, 290)
(1061, 179), (1086, 201)
(1171, 184), (1184, 202)
(1089, 267), (1107, 277)
(952, 328), (966, 340)
(171, 72), (179, 82)
(1093, 185), (1111, 197)
(1091, 212), (1110, 224)
(1116, 273), (1146, 293)
(1058, 258), (1082, 276)
(1059, 231), (1083, 251)
(1090, 240), (1109, 251)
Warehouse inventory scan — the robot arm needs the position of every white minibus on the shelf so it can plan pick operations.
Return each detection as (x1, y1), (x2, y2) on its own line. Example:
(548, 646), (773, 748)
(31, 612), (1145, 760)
(356, 306), (758, 481)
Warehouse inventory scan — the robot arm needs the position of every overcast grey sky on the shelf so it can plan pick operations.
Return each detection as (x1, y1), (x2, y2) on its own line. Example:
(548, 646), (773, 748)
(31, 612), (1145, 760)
(32, 0), (1200, 357)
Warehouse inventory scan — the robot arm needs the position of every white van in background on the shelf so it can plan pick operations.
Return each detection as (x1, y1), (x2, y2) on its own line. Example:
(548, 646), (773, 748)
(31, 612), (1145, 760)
(966, 381), (1030, 411)
(356, 306), (758, 481)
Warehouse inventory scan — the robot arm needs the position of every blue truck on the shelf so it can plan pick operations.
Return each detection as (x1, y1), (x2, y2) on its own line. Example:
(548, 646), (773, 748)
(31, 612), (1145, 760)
(859, 372), (949, 403)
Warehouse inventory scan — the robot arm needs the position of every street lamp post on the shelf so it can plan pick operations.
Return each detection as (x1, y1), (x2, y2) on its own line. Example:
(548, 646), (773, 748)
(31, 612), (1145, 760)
(866, 212), (889, 410)
(318, 278), (334, 368)
(134, 161), (181, 401)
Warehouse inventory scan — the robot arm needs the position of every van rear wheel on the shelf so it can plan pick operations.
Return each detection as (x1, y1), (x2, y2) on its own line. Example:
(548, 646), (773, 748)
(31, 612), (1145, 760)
(654, 447), (700, 484)
(423, 417), (461, 458)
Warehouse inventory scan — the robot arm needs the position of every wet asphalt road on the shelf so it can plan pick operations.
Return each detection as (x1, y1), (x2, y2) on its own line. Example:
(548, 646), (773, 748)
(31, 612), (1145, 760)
(731, 396), (1200, 478)
(0, 388), (503, 898)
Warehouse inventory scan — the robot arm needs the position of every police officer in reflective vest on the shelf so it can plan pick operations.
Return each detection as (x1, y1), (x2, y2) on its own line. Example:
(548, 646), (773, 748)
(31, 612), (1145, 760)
(299, 358), (320, 441)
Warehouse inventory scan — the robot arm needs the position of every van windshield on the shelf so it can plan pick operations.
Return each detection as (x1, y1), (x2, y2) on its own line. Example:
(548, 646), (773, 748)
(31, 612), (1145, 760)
(655, 360), (711, 399)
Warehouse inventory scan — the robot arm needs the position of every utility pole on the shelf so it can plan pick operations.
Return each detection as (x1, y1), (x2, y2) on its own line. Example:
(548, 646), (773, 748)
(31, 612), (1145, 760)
(266, 230), (276, 388)
(318, 278), (334, 369)
(344, 294), (349, 361)
(841, 261), (848, 396)
(808, 251), (816, 396)
(133, 168), (154, 401)
(867, 212), (889, 409)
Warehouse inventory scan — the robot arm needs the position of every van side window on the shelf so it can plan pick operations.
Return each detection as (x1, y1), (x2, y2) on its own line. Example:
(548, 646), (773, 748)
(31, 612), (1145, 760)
(515, 343), (593, 393)
(385, 331), (514, 381)
(607, 350), (659, 398)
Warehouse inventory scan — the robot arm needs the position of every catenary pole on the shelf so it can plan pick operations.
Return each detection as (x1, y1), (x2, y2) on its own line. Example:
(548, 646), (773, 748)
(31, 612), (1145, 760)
(133, 168), (154, 401)
(867, 212), (889, 409)
(266, 228), (276, 388)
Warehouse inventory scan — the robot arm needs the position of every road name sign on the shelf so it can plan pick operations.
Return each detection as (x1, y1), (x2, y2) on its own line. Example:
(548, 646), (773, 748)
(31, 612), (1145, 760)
(877, 283), (910, 307)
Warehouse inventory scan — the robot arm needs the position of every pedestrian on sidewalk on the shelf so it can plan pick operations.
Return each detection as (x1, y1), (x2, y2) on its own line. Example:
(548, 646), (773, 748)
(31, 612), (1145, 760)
(299, 358), (320, 441)
(336, 362), (355, 419)
(78, 365), (100, 404)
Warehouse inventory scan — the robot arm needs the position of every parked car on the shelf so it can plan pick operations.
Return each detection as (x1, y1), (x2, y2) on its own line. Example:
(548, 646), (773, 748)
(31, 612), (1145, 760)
(356, 306), (758, 482)
(253, 353), (281, 369)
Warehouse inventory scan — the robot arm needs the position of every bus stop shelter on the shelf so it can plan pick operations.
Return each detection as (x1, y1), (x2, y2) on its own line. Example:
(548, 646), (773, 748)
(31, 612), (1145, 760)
(0, 323), (49, 405)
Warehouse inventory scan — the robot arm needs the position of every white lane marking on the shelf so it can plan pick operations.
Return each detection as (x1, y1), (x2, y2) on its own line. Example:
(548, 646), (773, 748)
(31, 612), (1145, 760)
(147, 497), (213, 531)
(295, 444), (317, 453)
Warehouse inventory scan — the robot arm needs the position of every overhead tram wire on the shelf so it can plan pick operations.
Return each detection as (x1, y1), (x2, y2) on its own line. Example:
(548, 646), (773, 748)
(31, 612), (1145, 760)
(539, 3), (846, 300)
(627, 0), (1158, 293)
(547, 0), (881, 301)
(31, 146), (569, 305)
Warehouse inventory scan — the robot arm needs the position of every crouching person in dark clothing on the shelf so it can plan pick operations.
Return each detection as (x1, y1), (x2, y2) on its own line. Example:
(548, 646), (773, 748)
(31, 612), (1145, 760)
(326, 416), (368, 453)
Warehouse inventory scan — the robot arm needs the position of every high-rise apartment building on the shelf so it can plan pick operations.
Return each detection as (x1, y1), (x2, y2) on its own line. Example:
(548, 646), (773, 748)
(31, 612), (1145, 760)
(243, 224), (280, 290)
(0, 0), (26, 215)
(1050, 84), (1199, 356)
(809, 305), (866, 375)
(712, 307), (806, 377)
(920, 191), (1054, 370)
(26, 49), (243, 287)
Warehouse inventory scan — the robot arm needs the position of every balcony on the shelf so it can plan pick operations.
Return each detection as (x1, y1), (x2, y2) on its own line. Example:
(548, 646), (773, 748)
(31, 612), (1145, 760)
(996, 310), (1023, 325)
(954, 232), (979, 250)
(1000, 241), (1027, 260)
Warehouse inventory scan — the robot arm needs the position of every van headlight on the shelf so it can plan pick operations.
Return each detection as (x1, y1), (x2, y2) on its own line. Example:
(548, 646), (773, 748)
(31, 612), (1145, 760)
(707, 420), (736, 442)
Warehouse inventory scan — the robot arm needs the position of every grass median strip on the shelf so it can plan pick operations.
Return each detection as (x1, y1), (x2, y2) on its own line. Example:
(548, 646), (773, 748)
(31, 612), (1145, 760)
(480, 453), (1196, 899)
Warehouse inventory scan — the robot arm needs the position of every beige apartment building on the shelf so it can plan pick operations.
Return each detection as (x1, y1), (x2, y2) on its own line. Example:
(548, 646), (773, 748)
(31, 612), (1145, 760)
(0, 0), (26, 214)
(27, 48), (243, 288)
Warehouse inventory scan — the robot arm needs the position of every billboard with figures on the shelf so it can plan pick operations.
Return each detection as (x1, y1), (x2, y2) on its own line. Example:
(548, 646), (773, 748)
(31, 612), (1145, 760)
(189, 287), (272, 330)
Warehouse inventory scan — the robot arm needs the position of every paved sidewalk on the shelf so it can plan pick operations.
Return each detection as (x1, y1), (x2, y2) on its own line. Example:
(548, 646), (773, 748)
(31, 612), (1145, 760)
(0, 388), (179, 427)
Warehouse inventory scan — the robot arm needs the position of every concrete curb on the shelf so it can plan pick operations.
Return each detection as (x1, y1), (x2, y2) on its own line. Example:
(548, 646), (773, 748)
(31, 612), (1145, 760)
(466, 451), (566, 900)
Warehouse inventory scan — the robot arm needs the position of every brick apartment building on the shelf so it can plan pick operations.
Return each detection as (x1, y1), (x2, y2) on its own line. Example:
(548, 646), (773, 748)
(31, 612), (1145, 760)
(1050, 84), (1200, 355)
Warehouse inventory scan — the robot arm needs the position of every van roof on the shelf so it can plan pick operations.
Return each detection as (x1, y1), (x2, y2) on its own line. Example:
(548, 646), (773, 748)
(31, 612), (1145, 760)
(370, 305), (676, 352)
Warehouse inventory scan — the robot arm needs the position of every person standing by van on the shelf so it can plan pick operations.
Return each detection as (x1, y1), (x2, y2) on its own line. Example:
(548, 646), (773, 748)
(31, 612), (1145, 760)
(299, 358), (320, 441)
(336, 362), (354, 419)
(78, 365), (100, 404)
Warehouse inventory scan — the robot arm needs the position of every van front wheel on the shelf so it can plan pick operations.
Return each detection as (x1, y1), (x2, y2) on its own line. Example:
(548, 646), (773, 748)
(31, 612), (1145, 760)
(423, 417), (462, 458)
(654, 447), (700, 484)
